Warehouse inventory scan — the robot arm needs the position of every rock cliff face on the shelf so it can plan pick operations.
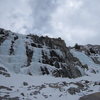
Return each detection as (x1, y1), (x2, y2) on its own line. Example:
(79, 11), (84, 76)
(0, 28), (85, 78)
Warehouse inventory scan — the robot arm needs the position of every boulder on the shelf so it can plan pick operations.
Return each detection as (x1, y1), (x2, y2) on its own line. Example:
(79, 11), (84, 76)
(79, 92), (100, 100)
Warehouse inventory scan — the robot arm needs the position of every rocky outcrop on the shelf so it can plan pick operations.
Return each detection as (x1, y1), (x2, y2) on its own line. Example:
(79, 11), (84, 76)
(73, 44), (100, 64)
(0, 28), (9, 45)
(24, 34), (84, 78)
(0, 66), (10, 77)
(79, 92), (100, 100)
(0, 28), (85, 78)
(25, 44), (33, 66)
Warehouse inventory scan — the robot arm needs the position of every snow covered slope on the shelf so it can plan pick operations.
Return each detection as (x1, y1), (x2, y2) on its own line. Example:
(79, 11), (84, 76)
(0, 67), (100, 100)
(71, 45), (100, 75)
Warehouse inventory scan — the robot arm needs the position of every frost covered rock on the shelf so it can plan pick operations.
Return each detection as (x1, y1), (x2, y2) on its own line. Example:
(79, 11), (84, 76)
(73, 44), (100, 64)
(0, 28), (86, 78)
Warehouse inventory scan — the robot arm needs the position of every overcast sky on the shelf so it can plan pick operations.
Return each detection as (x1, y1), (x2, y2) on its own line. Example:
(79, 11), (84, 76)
(0, 0), (100, 46)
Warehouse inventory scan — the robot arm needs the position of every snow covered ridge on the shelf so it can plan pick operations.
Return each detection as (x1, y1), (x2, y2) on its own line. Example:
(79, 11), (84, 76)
(72, 44), (100, 64)
(0, 28), (86, 78)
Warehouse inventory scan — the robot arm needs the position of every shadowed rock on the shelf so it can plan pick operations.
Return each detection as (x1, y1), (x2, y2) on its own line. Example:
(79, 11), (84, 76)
(79, 92), (100, 100)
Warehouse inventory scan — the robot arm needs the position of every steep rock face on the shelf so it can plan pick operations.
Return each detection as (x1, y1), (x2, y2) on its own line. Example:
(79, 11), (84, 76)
(0, 64), (10, 77)
(0, 28), (85, 78)
(0, 28), (9, 45)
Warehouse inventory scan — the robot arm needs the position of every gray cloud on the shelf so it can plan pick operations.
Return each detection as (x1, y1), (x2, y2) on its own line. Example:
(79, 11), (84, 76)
(29, 0), (58, 34)
(0, 0), (100, 45)
(0, 0), (33, 33)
